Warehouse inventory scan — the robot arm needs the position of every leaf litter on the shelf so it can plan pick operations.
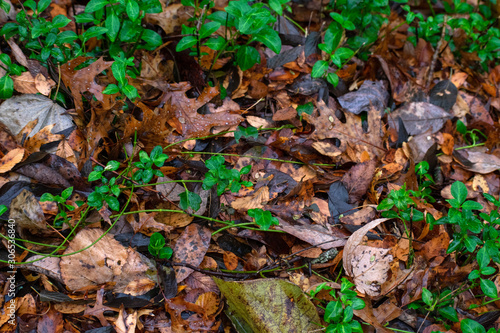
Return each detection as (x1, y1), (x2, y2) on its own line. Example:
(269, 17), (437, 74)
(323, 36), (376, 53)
(0, 0), (500, 331)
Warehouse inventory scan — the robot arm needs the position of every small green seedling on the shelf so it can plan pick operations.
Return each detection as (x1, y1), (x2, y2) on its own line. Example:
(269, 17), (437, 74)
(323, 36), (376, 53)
(408, 287), (458, 324)
(0, 54), (26, 99)
(40, 187), (79, 227)
(296, 102), (314, 121)
(148, 232), (173, 259)
(234, 126), (259, 143)
(456, 120), (487, 147)
(248, 208), (279, 230)
(309, 278), (365, 333)
(202, 155), (252, 196)
(88, 160), (122, 211)
(132, 145), (168, 184)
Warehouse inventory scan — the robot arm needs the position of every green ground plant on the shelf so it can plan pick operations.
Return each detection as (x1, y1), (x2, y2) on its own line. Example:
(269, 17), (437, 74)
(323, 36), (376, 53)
(407, 287), (458, 326)
(40, 187), (82, 227)
(0, 54), (25, 99)
(201, 155), (253, 196)
(309, 278), (366, 333)
(148, 232), (173, 259)
(177, 0), (281, 71)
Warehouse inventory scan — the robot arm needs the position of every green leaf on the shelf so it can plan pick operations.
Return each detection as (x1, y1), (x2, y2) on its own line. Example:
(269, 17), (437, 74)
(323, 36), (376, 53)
(421, 288), (433, 306)
(85, 0), (109, 13)
(122, 84), (138, 101)
(296, 102), (314, 116)
(82, 26), (108, 41)
(234, 126), (259, 143)
(477, 246), (490, 269)
(327, 72), (339, 87)
(105, 160), (120, 171)
(37, 0), (52, 13)
(461, 200), (483, 210)
(61, 187), (73, 200)
(204, 36), (226, 51)
(179, 190), (202, 211)
(0, 0), (11, 13)
(40, 193), (55, 202)
(324, 301), (343, 323)
(450, 181), (467, 205)
(240, 164), (252, 175)
(253, 27), (281, 54)
(75, 13), (96, 23)
(461, 318), (486, 333)
(103, 84), (120, 94)
(200, 21), (221, 39)
(351, 298), (365, 310)
(311, 60), (328, 78)
(335, 47), (355, 61)
(438, 306), (458, 322)
(176, 35), (198, 52)
(456, 120), (467, 134)
(126, 0), (140, 21)
(269, 0), (282, 14)
(0, 54), (10, 66)
(0, 75), (13, 99)
(104, 195), (120, 211)
(57, 30), (78, 44)
(52, 15), (71, 28)
(141, 29), (162, 47)
(480, 278), (498, 298)
(236, 45), (260, 71)
(105, 13), (120, 42)
(158, 246), (173, 259)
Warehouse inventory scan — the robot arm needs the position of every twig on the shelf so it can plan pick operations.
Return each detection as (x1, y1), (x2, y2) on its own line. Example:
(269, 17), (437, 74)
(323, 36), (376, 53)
(426, 15), (448, 90)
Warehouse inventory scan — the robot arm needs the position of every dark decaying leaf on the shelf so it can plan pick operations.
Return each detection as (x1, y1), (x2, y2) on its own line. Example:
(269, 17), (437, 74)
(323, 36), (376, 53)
(389, 102), (452, 135)
(328, 181), (355, 223)
(429, 80), (457, 111)
(337, 80), (389, 115)
(214, 278), (321, 333)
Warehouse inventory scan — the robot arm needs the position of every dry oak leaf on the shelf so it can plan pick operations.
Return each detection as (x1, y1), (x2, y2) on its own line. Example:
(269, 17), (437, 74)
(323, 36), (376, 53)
(163, 83), (243, 140)
(60, 57), (113, 116)
(304, 101), (384, 161)
(60, 228), (157, 294)
(343, 218), (393, 297)
(231, 186), (270, 210)
(13, 72), (55, 95)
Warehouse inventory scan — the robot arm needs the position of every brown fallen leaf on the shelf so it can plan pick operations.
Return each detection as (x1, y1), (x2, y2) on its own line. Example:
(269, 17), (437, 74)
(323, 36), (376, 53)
(172, 223), (211, 283)
(343, 218), (393, 297)
(60, 228), (157, 294)
(0, 147), (25, 173)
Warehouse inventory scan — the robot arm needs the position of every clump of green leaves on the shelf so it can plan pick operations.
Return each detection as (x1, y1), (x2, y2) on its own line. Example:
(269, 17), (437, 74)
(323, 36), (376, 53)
(0, 54), (26, 99)
(178, 0), (281, 71)
(40, 187), (81, 227)
(202, 155), (252, 196)
(234, 125), (259, 143)
(132, 145), (168, 184)
(309, 278), (365, 333)
(408, 287), (458, 325)
(312, 0), (396, 86)
(413, 161), (435, 203)
(103, 52), (140, 101)
(456, 120), (487, 148)
(148, 232), (173, 259)
(87, 160), (122, 211)
(248, 208), (279, 230)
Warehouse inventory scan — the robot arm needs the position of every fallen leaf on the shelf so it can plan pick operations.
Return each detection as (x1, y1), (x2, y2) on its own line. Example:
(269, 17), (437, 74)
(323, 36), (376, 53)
(172, 223), (211, 282)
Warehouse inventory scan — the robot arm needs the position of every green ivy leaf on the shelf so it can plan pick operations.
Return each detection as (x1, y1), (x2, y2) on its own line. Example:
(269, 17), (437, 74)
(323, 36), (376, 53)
(104, 195), (120, 211)
(40, 193), (55, 202)
(61, 187), (73, 200)
(176, 35), (198, 52)
(296, 102), (314, 117)
(199, 21), (221, 39)
(324, 300), (343, 323)
(438, 306), (458, 322)
(141, 29), (162, 47)
(253, 27), (281, 54)
(105, 12), (120, 42)
(461, 318), (486, 333)
(158, 246), (173, 259)
(480, 278), (498, 298)
(450, 181), (467, 205)
(126, 0), (140, 21)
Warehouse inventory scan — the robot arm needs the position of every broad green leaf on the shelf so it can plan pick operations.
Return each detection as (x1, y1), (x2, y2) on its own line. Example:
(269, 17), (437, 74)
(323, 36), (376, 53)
(421, 288), (433, 306)
(327, 72), (339, 87)
(438, 306), (458, 322)
(82, 26), (108, 41)
(111, 62), (126, 85)
(40, 193), (55, 202)
(158, 246), (173, 259)
(204, 36), (226, 50)
(176, 36), (198, 52)
(85, 0), (109, 13)
(179, 190), (202, 211)
(311, 60), (328, 78)
(335, 47), (355, 61)
(57, 30), (78, 44)
(199, 21), (221, 39)
(126, 0), (140, 21)
(236, 45), (260, 71)
(461, 200), (483, 210)
(0, 75), (13, 99)
(52, 15), (71, 28)
(477, 246), (490, 269)
(480, 278), (498, 298)
(61, 187), (73, 200)
(269, 0), (282, 14)
(105, 13), (120, 42)
(103, 84), (120, 94)
(253, 27), (281, 54)
(296, 102), (314, 116)
(324, 301), (343, 323)
(142, 29), (162, 47)
(104, 195), (120, 211)
(461, 318), (486, 333)
(450, 181), (467, 205)
(214, 278), (321, 332)
(37, 0), (52, 13)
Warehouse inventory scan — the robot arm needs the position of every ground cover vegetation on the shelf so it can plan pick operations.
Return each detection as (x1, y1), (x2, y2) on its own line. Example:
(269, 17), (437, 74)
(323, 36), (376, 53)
(0, 0), (499, 331)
